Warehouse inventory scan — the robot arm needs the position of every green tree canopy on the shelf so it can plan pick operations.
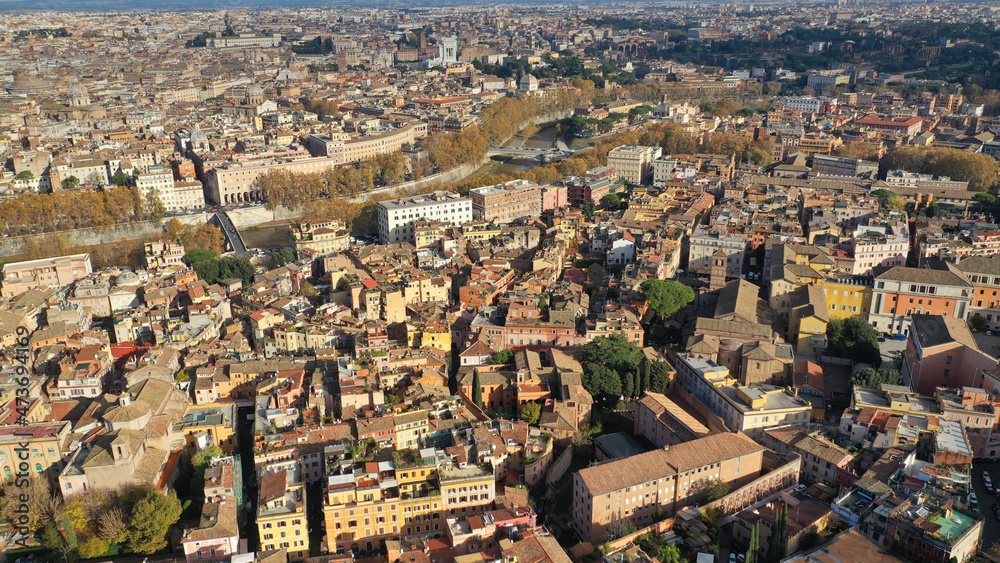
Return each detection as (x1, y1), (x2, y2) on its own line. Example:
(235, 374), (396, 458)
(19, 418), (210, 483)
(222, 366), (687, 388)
(640, 279), (695, 318)
(126, 487), (183, 554)
(852, 367), (903, 389)
(582, 200), (596, 219)
(519, 402), (541, 425)
(272, 247), (297, 267)
(826, 315), (881, 366)
(184, 248), (217, 263)
(62, 175), (80, 190)
(600, 193), (621, 208)
(111, 171), (132, 187)
(489, 349), (514, 365)
(582, 334), (645, 406)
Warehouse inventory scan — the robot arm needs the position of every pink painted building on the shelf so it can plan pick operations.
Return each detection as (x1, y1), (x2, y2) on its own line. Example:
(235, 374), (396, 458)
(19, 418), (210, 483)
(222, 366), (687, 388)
(902, 314), (998, 395)
(541, 185), (568, 211)
(180, 494), (242, 563)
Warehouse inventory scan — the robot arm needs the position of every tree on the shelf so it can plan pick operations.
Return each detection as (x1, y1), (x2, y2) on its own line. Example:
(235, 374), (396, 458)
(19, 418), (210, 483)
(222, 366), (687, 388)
(126, 487), (183, 554)
(519, 402), (541, 425)
(746, 146), (773, 167)
(600, 193), (621, 209)
(184, 248), (217, 263)
(833, 141), (880, 161)
(111, 171), (131, 187)
(16, 170), (34, 179)
(582, 200), (596, 220)
(79, 536), (111, 558)
(98, 506), (128, 543)
(746, 522), (760, 563)
(61, 175), (80, 190)
(970, 313), (988, 332)
(763, 81), (782, 96)
(826, 315), (881, 366)
(766, 504), (789, 563)
(852, 367), (903, 389)
(0, 475), (59, 532)
(640, 279), (695, 318)
(646, 360), (672, 394)
(489, 349), (514, 365)
(272, 247), (297, 268)
(191, 445), (224, 483)
(471, 368), (483, 408)
(384, 393), (401, 405)
(700, 479), (730, 503)
(872, 188), (905, 211)
(145, 187), (166, 222)
(301, 282), (318, 298)
(974, 192), (996, 211)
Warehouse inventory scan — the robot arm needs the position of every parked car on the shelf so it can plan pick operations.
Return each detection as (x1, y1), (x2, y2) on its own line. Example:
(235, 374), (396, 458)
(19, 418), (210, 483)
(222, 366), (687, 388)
(971, 491), (979, 511)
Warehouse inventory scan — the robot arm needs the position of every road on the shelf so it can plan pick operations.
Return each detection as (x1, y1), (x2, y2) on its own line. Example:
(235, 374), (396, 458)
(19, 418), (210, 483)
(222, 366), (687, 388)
(215, 211), (249, 256)
(973, 462), (1000, 554)
(486, 146), (577, 160)
(237, 406), (260, 551)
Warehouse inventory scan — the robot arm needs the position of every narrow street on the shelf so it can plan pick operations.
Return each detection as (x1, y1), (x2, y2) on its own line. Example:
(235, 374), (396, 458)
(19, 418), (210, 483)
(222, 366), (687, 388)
(237, 405), (259, 552)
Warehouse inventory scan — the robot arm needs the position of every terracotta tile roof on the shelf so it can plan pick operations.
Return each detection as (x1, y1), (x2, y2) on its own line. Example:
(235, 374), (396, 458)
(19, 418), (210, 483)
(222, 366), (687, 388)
(576, 432), (763, 496)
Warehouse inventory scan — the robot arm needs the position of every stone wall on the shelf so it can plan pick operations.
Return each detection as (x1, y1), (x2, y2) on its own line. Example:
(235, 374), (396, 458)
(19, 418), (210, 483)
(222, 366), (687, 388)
(0, 212), (216, 258)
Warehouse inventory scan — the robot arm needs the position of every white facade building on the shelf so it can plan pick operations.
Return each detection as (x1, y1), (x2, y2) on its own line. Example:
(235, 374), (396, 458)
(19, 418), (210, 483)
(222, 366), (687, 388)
(136, 165), (177, 212)
(378, 191), (472, 244)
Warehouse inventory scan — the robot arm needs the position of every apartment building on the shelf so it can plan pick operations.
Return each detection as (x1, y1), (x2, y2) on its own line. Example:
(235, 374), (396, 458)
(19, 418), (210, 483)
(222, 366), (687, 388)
(440, 466), (496, 517)
(633, 391), (713, 448)
(136, 165), (178, 211)
(324, 459), (407, 553)
(1, 253), (92, 298)
(174, 179), (207, 210)
(869, 265), (973, 335)
(377, 191), (472, 244)
(841, 222), (908, 276)
(0, 422), (71, 484)
(853, 114), (923, 137)
(956, 256), (1000, 332)
(607, 145), (662, 184)
(180, 493), (241, 563)
(673, 353), (813, 439)
(469, 180), (541, 224)
(290, 220), (350, 256)
(902, 314), (996, 394)
(572, 432), (764, 543)
(145, 241), (186, 269)
(257, 459), (309, 560)
(763, 427), (853, 487)
(688, 227), (746, 277)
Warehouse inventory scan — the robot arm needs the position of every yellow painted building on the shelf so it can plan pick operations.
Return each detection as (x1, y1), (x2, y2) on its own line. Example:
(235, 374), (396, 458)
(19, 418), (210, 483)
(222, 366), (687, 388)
(171, 404), (238, 454)
(788, 285), (830, 355)
(324, 473), (403, 553)
(393, 411), (430, 450)
(0, 422), (70, 484)
(819, 276), (873, 320)
(408, 323), (452, 351)
(257, 459), (309, 560)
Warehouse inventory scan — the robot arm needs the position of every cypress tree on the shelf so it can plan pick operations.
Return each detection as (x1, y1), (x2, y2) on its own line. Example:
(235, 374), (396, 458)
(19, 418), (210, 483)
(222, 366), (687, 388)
(472, 368), (483, 408)
(766, 504), (789, 563)
(746, 522), (759, 563)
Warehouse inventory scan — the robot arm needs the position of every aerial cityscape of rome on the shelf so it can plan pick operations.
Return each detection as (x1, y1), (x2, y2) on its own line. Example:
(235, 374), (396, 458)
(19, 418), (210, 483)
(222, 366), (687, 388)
(5, 1), (1000, 562)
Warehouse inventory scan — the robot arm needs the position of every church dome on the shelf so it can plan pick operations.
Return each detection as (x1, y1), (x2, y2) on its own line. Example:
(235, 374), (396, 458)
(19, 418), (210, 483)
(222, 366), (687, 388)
(7, 72), (51, 94)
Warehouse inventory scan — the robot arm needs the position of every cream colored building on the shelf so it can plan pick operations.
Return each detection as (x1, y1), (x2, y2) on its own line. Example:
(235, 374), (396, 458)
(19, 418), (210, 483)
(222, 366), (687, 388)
(607, 145), (662, 185)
